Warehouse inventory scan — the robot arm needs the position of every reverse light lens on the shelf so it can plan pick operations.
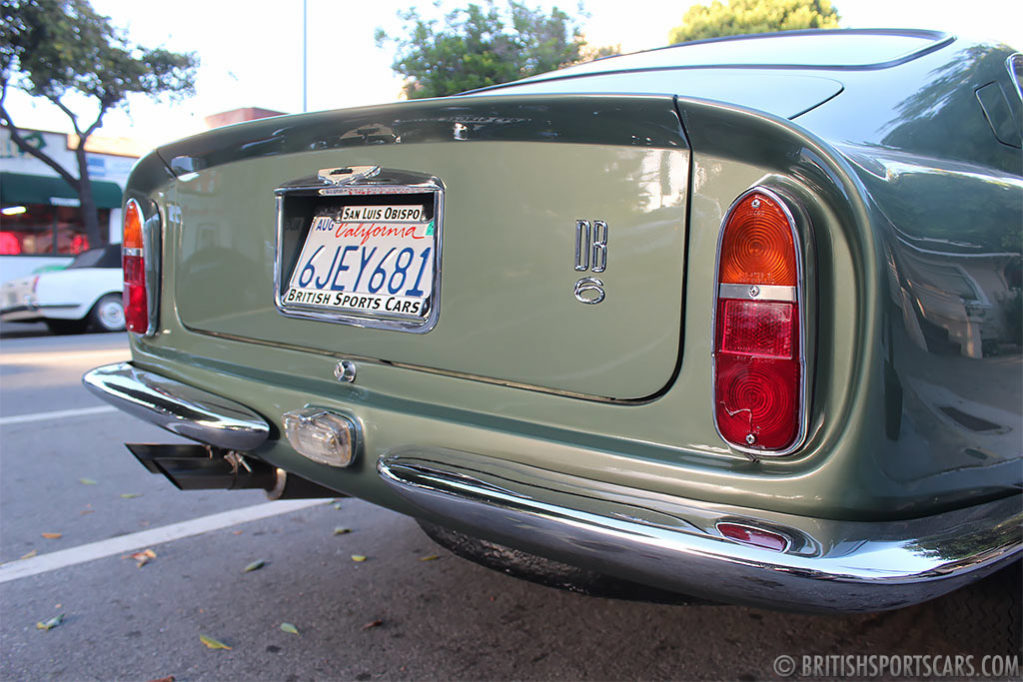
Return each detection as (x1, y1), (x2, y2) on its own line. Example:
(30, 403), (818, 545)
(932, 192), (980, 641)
(714, 189), (805, 453)
(122, 199), (148, 333)
(283, 408), (358, 468)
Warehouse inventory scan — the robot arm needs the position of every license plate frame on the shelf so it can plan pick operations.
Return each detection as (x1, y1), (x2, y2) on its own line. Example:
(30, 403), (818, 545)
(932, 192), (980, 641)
(274, 169), (443, 333)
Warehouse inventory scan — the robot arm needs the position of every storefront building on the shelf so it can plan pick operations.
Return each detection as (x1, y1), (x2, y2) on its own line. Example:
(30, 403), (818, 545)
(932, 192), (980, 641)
(0, 126), (138, 281)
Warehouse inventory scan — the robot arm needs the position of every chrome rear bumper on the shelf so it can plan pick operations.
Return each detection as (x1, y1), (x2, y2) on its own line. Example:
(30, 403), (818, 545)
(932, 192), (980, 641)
(83, 361), (1021, 612)
(82, 362), (269, 450)
(379, 450), (1022, 613)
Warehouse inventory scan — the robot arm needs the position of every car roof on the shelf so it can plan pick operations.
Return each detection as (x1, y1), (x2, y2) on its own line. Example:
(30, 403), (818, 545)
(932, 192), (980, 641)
(479, 29), (953, 93)
(67, 243), (121, 269)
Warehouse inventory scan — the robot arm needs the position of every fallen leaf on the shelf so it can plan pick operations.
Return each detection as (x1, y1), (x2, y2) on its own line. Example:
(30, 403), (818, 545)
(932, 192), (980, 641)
(19, 549), (37, 560)
(41, 533), (62, 540)
(199, 634), (232, 650)
(36, 614), (64, 631)
(79, 478), (98, 485)
(120, 493), (142, 499)
(350, 555), (367, 562)
(419, 554), (439, 562)
(232, 530), (243, 535)
(130, 549), (156, 568)
(361, 619), (383, 630)
(80, 509), (94, 515)
(148, 677), (175, 682)
(333, 527), (351, 536)
(242, 559), (265, 573)
(279, 622), (300, 635)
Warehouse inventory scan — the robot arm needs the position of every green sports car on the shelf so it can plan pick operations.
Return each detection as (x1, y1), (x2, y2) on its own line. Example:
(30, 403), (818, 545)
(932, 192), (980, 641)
(85, 29), (1022, 613)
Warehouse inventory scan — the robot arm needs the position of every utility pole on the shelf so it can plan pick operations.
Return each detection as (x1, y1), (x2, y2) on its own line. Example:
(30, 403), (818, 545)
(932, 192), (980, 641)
(302, 0), (308, 113)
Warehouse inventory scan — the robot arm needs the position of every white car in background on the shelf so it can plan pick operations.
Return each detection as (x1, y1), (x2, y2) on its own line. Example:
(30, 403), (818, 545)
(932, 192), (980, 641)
(1, 244), (125, 333)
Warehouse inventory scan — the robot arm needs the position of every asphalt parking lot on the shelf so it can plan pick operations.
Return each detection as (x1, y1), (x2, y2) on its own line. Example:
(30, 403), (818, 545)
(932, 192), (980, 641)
(0, 323), (1019, 681)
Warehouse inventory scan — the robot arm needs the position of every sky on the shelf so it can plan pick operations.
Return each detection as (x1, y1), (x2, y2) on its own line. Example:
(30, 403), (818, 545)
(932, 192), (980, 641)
(4, 0), (1023, 152)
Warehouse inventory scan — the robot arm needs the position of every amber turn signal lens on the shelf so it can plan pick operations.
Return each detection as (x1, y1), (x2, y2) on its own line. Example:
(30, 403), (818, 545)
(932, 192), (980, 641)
(123, 198), (143, 250)
(718, 192), (797, 286)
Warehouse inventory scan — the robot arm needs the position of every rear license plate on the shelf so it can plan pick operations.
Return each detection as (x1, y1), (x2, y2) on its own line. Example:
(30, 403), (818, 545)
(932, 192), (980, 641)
(275, 169), (443, 333)
(282, 204), (435, 319)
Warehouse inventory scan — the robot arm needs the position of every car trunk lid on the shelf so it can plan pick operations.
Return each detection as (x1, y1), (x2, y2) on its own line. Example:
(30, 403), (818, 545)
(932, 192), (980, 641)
(160, 95), (689, 400)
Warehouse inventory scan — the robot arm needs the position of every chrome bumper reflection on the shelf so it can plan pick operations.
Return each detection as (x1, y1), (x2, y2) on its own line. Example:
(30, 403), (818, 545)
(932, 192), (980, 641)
(379, 450), (1022, 613)
(82, 362), (269, 450)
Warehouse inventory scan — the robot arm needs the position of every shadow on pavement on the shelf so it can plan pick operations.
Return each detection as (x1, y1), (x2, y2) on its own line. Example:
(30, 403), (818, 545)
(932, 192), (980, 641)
(0, 321), (53, 339)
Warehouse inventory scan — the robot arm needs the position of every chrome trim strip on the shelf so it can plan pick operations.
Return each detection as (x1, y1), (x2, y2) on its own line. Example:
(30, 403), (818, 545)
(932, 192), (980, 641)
(718, 283), (797, 302)
(143, 208), (161, 337)
(1007, 54), (1022, 102)
(82, 362), (269, 450)
(378, 452), (1022, 613)
(272, 169), (444, 334)
(711, 186), (811, 458)
(173, 325), (645, 404)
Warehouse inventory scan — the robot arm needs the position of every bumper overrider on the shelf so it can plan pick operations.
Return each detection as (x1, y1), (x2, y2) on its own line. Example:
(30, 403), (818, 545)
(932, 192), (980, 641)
(83, 361), (1023, 613)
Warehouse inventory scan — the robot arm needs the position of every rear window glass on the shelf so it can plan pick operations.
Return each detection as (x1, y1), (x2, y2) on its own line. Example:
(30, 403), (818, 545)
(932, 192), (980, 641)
(66, 244), (121, 269)
(520, 31), (947, 83)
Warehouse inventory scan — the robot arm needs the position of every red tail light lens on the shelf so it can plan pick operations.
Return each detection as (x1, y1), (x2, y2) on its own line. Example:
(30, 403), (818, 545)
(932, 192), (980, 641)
(122, 199), (148, 333)
(713, 190), (805, 454)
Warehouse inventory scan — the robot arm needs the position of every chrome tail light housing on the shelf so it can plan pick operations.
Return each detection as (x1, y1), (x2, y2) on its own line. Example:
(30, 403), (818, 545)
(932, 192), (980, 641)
(712, 187), (810, 456)
(122, 198), (161, 336)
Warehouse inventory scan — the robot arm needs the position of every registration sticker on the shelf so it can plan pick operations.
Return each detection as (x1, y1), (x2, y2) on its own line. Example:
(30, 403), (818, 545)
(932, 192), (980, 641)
(282, 204), (435, 320)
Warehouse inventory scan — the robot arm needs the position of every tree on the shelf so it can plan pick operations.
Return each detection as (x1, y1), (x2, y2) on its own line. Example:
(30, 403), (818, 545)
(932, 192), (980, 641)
(0, 0), (197, 248)
(376, 1), (617, 99)
(668, 0), (840, 45)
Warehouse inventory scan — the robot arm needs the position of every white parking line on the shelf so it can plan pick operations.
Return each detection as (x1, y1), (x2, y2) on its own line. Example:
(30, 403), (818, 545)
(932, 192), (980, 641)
(0, 405), (118, 426)
(0, 499), (326, 584)
(0, 349), (129, 365)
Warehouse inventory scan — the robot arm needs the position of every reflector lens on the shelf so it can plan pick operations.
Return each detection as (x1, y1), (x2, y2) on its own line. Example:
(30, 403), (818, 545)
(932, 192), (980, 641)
(717, 522), (789, 552)
(718, 192), (796, 286)
(718, 299), (795, 359)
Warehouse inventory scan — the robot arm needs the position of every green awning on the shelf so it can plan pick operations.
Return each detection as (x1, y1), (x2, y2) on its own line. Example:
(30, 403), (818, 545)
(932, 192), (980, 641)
(0, 171), (123, 209)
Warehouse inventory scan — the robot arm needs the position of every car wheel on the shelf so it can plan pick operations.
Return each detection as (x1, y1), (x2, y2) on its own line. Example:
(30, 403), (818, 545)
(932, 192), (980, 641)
(45, 318), (87, 334)
(90, 293), (126, 332)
